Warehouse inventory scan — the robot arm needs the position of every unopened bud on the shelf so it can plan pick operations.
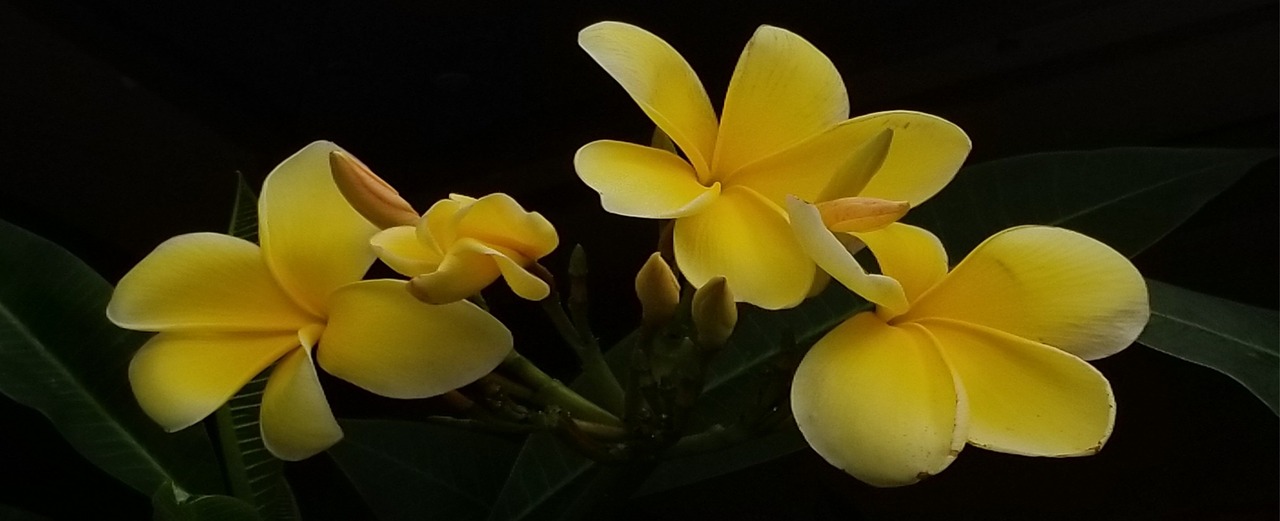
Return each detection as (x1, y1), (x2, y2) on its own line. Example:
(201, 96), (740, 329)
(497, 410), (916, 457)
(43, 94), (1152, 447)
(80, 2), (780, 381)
(815, 197), (909, 233)
(330, 150), (420, 229)
(635, 252), (680, 327)
(693, 277), (737, 349)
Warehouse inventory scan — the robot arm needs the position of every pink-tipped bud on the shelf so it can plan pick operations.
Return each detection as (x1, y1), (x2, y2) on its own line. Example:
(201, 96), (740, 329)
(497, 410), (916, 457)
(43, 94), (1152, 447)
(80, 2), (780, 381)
(330, 150), (420, 229)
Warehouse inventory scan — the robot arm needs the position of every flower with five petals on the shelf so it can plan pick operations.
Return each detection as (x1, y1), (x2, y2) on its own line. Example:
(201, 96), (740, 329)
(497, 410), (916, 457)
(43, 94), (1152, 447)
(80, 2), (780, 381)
(574, 21), (970, 309)
(786, 197), (1149, 486)
(106, 141), (513, 460)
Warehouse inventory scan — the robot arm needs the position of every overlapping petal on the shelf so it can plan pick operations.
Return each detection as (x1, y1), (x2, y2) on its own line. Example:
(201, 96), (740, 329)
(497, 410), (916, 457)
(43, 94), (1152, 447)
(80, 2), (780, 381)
(725, 122), (892, 206)
(848, 111), (970, 206)
(579, 21), (719, 179)
(317, 280), (513, 399)
(371, 225), (442, 277)
(792, 314), (967, 487)
(787, 196), (907, 313)
(260, 141), (379, 316)
(923, 319), (1116, 457)
(406, 239), (504, 304)
(856, 222), (948, 307)
(107, 233), (315, 332)
(453, 193), (558, 260)
(902, 226), (1149, 360)
(261, 345), (343, 461)
(129, 331), (301, 431)
(713, 25), (848, 178)
(576, 140), (720, 219)
(676, 187), (815, 309)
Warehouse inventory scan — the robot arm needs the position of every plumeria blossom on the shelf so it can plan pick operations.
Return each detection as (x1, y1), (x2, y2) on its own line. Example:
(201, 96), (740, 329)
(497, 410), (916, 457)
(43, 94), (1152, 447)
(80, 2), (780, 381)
(106, 141), (513, 461)
(574, 21), (970, 309)
(787, 196), (1149, 486)
(370, 193), (559, 304)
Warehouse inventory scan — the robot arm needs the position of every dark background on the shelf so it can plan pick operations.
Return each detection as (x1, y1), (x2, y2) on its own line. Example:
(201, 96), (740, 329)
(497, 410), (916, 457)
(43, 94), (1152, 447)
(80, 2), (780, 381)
(0, 1), (1276, 519)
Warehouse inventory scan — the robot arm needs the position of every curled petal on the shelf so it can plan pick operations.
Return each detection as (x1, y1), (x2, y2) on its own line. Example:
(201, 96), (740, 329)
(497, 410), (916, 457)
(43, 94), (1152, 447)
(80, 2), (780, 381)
(454, 193), (559, 261)
(108, 233), (315, 332)
(575, 140), (720, 219)
(317, 280), (513, 399)
(260, 141), (379, 316)
(923, 319), (1116, 457)
(791, 314), (967, 487)
(407, 239), (503, 304)
(856, 222), (949, 307)
(727, 121), (892, 205)
(903, 226), (1149, 360)
(371, 225), (442, 278)
(676, 187), (815, 310)
(261, 345), (343, 461)
(579, 21), (719, 179)
(786, 196), (907, 314)
(714, 25), (849, 178)
(850, 111), (971, 206)
(129, 331), (300, 431)
(420, 197), (466, 252)
(491, 254), (550, 301)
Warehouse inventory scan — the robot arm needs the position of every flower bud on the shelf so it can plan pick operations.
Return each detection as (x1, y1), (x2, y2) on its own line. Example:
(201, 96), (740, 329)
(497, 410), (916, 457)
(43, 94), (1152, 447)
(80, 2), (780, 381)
(330, 150), (420, 229)
(815, 197), (910, 233)
(635, 252), (680, 328)
(693, 277), (737, 349)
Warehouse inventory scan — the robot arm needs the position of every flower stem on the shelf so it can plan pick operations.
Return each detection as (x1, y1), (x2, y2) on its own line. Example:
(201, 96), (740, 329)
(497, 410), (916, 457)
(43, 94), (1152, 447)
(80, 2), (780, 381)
(500, 351), (624, 428)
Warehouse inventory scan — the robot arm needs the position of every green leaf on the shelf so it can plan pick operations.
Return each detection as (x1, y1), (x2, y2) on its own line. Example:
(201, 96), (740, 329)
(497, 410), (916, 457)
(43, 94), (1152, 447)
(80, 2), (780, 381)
(905, 148), (1275, 258)
(0, 504), (54, 521)
(152, 482), (262, 521)
(1139, 279), (1279, 415)
(634, 423), (806, 496)
(485, 431), (605, 521)
(328, 419), (520, 521)
(209, 175), (301, 521)
(0, 218), (222, 496)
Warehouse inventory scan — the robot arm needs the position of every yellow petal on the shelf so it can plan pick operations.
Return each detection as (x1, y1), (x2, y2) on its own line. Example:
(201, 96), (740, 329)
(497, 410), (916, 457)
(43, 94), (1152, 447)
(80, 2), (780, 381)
(902, 226), (1149, 360)
(316, 280), (513, 399)
(725, 121), (892, 205)
(855, 222), (949, 306)
(850, 111), (971, 206)
(407, 238), (503, 304)
(575, 140), (720, 219)
(329, 150), (419, 229)
(454, 193), (559, 260)
(579, 21), (719, 179)
(791, 314), (967, 487)
(676, 187), (815, 310)
(922, 319), (1115, 457)
(786, 196), (907, 314)
(816, 197), (909, 233)
(129, 331), (299, 431)
(371, 225), (441, 278)
(491, 254), (550, 301)
(260, 141), (379, 316)
(714, 25), (848, 178)
(108, 233), (315, 332)
(261, 345), (343, 461)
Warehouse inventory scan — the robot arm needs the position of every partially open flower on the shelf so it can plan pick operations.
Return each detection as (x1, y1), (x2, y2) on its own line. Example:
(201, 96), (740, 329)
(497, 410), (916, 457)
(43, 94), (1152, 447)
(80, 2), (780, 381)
(371, 193), (559, 304)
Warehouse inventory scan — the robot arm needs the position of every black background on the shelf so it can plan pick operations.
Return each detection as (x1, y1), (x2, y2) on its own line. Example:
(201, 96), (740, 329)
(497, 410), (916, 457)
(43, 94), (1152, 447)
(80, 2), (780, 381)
(0, 1), (1276, 519)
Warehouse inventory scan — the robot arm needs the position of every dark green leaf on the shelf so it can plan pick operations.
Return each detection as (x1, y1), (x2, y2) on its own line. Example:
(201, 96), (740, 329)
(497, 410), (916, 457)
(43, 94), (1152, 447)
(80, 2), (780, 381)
(0, 218), (221, 496)
(485, 431), (607, 521)
(152, 482), (261, 521)
(1139, 279), (1279, 414)
(906, 148), (1275, 258)
(329, 419), (520, 521)
(0, 504), (54, 521)
(635, 422), (806, 496)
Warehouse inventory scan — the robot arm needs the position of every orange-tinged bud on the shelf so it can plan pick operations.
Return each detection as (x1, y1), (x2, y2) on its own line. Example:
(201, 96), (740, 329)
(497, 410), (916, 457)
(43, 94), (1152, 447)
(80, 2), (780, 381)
(330, 150), (420, 229)
(693, 277), (737, 348)
(635, 252), (680, 327)
(815, 197), (909, 233)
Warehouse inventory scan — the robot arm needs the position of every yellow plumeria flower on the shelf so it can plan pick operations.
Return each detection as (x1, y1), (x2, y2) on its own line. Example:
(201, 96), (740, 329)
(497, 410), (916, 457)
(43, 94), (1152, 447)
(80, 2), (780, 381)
(574, 21), (970, 309)
(786, 196), (1149, 486)
(106, 141), (513, 461)
(370, 193), (559, 304)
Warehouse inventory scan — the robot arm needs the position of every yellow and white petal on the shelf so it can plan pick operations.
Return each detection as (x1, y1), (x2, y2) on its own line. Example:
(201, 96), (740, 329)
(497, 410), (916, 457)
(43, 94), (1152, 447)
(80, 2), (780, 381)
(261, 345), (343, 461)
(714, 25), (849, 178)
(406, 239), (503, 304)
(726, 122), (893, 205)
(129, 331), (300, 432)
(454, 193), (559, 260)
(902, 226), (1149, 360)
(579, 21), (719, 179)
(259, 141), (379, 316)
(786, 196), (908, 314)
(791, 314), (967, 487)
(921, 319), (1115, 457)
(491, 254), (550, 301)
(108, 233), (315, 332)
(675, 187), (815, 310)
(317, 280), (513, 399)
(371, 225), (441, 278)
(575, 140), (720, 219)
(856, 223), (949, 306)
